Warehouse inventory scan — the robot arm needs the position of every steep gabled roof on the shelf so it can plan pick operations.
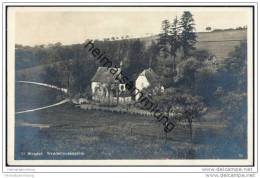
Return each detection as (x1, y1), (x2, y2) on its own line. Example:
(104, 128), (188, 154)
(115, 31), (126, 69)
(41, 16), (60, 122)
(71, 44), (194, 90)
(91, 67), (121, 83)
(139, 68), (160, 84)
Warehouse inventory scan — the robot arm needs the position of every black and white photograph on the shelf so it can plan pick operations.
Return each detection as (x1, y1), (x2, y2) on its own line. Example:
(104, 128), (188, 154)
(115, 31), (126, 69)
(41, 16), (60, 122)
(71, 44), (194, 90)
(3, 3), (256, 172)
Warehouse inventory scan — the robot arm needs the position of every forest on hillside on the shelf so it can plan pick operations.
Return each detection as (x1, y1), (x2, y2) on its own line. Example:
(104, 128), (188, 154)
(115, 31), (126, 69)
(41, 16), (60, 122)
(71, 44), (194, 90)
(15, 11), (247, 144)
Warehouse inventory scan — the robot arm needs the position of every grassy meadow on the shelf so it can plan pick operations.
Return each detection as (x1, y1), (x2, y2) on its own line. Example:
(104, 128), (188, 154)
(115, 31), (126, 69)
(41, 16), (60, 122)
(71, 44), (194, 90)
(15, 83), (246, 160)
(14, 29), (248, 160)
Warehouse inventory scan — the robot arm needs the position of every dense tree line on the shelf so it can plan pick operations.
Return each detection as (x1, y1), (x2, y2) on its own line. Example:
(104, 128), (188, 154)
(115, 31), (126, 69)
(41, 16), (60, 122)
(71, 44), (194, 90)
(16, 38), (153, 95)
(16, 11), (247, 143)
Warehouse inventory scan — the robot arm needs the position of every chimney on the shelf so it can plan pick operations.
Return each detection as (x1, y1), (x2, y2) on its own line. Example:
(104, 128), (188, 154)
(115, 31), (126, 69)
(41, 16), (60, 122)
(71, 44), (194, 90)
(120, 60), (123, 69)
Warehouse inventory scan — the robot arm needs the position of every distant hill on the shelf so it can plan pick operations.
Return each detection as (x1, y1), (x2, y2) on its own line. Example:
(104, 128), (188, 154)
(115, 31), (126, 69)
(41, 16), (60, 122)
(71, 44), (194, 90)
(141, 29), (247, 59)
(16, 29), (247, 82)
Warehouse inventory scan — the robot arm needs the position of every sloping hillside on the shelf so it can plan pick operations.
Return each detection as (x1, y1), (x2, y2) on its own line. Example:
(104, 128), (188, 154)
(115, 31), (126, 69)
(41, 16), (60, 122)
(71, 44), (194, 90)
(196, 30), (247, 58)
(141, 29), (247, 58)
(16, 29), (247, 82)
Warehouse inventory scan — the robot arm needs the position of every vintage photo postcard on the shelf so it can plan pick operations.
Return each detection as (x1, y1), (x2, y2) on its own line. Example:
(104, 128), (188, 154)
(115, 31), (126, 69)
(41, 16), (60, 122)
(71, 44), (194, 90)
(6, 5), (254, 166)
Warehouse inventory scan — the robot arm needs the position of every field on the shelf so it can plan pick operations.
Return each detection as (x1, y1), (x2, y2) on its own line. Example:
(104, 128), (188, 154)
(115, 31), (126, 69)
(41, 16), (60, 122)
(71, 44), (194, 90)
(14, 30), (247, 160)
(15, 83), (246, 160)
(143, 29), (247, 58)
(16, 30), (247, 82)
(196, 30), (247, 59)
(15, 82), (63, 112)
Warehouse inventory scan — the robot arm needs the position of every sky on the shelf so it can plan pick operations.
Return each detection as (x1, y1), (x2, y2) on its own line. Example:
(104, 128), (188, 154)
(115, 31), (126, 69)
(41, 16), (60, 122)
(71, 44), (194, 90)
(12, 7), (252, 46)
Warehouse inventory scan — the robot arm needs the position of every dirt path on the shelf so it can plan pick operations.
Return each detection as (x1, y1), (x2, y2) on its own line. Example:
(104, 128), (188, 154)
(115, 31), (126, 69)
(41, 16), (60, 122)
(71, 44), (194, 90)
(16, 80), (68, 93)
(16, 99), (70, 114)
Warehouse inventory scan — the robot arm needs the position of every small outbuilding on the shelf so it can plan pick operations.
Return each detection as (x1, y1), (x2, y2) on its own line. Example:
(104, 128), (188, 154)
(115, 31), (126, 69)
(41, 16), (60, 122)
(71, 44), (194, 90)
(135, 68), (164, 100)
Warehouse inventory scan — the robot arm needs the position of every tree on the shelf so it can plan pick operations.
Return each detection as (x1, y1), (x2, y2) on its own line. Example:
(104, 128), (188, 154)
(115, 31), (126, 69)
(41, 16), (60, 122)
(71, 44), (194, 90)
(158, 18), (181, 82)
(213, 42), (248, 155)
(218, 41), (247, 92)
(206, 27), (212, 31)
(179, 11), (197, 59)
(169, 17), (181, 79)
(145, 40), (160, 69)
(153, 88), (206, 140)
(158, 19), (171, 58)
(41, 65), (62, 87)
(125, 40), (145, 79)
(117, 40), (129, 66)
(175, 57), (201, 89)
(59, 60), (73, 97)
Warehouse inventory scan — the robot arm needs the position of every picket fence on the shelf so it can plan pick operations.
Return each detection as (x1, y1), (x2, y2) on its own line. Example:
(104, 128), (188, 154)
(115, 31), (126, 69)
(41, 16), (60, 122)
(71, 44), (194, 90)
(79, 103), (176, 118)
